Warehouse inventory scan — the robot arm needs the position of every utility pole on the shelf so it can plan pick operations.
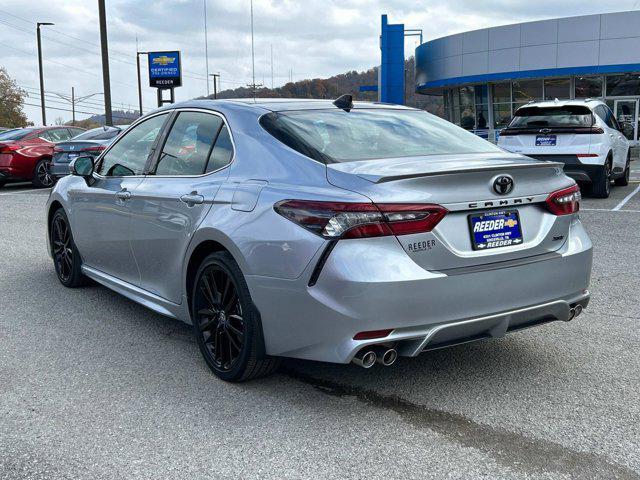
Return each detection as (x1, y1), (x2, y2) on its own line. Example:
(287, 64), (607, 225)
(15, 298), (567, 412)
(98, 0), (113, 126)
(209, 73), (220, 99)
(136, 51), (147, 117)
(71, 87), (75, 124)
(203, 0), (210, 96)
(36, 22), (54, 126)
(246, 0), (263, 98)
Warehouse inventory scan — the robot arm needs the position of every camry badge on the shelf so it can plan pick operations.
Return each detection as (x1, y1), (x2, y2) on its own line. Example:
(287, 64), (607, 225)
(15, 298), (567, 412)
(493, 175), (514, 195)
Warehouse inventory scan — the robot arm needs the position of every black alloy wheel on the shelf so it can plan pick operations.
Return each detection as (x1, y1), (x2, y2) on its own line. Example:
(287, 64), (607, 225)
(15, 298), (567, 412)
(192, 252), (280, 382)
(196, 265), (245, 371)
(50, 209), (86, 287)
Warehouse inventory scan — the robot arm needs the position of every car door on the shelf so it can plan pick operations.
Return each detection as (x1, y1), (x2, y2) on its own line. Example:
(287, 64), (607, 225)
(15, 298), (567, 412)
(68, 112), (171, 285)
(127, 109), (234, 303)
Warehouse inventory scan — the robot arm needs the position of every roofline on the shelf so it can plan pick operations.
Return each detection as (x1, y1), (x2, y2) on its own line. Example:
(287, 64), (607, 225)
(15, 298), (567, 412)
(421, 9), (639, 45)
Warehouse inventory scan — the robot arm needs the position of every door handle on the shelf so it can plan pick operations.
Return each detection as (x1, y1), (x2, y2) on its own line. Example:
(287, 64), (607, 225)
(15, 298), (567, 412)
(180, 192), (204, 206)
(116, 190), (131, 200)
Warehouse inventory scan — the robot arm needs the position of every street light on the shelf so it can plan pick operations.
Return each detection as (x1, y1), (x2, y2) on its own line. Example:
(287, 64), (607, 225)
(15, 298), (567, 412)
(36, 22), (54, 126)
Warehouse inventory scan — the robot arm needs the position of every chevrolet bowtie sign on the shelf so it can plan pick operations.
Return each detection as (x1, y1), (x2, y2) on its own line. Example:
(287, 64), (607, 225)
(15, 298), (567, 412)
(148, 51), (182, 88)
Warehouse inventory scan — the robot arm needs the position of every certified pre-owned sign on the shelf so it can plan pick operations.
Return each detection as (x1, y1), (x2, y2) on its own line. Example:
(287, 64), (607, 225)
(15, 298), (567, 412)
(148, 51), (182, 88)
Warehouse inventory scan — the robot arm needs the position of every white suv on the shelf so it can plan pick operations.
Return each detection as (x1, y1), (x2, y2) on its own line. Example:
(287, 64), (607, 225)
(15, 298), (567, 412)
(498, 99), (630, 198)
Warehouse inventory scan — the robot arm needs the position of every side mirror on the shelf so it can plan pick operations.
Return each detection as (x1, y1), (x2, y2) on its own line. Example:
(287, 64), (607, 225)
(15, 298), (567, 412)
(70, 156), (94, 178)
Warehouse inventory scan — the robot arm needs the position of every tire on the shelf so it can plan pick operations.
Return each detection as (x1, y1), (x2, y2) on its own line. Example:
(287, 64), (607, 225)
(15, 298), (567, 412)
(191, 251), (280, 382)
(50, 208), (87, 288)
(615, 154), (631, 187)
(591, 158), (612, 198)
(33, 158), (54, 188)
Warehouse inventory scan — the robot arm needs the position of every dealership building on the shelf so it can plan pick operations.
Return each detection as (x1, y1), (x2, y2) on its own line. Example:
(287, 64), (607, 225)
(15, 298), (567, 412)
(381, 10), (640, 145)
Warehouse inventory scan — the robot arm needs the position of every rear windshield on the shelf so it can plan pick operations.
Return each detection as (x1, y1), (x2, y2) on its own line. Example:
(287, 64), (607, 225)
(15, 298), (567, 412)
(0, 128), (34, 141)
(260, 109), (501, 163)
(509, 106), (594, 128)
(73, 127), (121, 141)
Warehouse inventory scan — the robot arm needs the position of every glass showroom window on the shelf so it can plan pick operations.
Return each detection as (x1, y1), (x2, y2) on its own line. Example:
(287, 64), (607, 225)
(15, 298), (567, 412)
(575, 76), (603, 98)
(512, 79), (543, 113)
(459, 86), (475, 130)
(544, 78), (570, 100)
(492, 82), (511, 128)
(606, 74), (640, 97)
(474, 85), (489, 129)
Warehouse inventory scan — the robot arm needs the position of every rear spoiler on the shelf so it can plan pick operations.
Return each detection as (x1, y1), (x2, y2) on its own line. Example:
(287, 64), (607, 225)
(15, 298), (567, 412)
(370, 161), (564, 184)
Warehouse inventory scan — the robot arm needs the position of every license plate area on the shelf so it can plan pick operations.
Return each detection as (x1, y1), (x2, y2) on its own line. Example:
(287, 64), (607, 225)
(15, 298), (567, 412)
(468, 210), (523, 250)
(536, 134), (556, 146)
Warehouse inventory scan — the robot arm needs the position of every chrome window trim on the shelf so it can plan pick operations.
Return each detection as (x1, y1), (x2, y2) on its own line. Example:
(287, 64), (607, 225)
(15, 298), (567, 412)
(145, 108), (237, 179)
(92, 110), (173, 179)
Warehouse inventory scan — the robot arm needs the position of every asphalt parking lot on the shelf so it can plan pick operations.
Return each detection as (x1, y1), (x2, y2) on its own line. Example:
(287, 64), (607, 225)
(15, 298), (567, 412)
(1, 170), (639, 480)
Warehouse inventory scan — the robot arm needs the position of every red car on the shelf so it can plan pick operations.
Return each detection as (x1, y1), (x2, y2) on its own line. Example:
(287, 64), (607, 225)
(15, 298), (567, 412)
(0, 126), (85, 188)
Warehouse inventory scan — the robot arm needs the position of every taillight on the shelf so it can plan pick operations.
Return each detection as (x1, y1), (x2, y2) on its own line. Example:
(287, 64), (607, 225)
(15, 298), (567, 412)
(82, 146), (106, 153)
(546, 184), (581, 215)
(0, 143), (19, 154)
(53, 146), (64, 153)
(274, 200), (447, 239)
(589, 127), (604, 134)
(576, 154), (599, 158)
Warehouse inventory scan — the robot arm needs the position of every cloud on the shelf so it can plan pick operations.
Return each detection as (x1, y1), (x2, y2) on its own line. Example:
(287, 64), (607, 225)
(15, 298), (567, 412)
(0, 0), (633, 124)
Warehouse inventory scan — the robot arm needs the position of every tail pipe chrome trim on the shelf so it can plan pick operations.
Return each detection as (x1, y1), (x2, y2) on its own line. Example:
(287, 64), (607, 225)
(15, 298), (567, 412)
(352, 349), (376, 368)
(568, 303), (584, 321)
(372, 346), (398, 366)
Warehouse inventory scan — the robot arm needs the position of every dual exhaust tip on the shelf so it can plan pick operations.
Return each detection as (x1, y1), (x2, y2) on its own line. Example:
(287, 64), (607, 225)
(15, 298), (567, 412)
(352, 346), (398, 368)
(568, 303), (583, 321)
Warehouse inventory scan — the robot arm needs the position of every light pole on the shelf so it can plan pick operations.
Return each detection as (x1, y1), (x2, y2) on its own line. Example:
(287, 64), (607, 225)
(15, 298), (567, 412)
(203, 0), (210, 96)
(136, 51), (147, 116)
(36, 22), (54, 126)
(209, 73), (220, 99)
(97, 0), (113, 126)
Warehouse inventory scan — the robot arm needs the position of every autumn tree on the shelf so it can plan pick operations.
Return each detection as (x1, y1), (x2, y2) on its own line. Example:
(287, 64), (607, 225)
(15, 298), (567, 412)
(0, 67), (30, 128)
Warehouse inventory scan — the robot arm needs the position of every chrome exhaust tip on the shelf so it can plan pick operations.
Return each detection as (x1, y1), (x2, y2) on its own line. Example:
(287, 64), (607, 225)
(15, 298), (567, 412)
(574, 304), (583, 317)
(568, 307), (576, 321)
(372, 346), (398, 366)
(352, 349), (376, 369)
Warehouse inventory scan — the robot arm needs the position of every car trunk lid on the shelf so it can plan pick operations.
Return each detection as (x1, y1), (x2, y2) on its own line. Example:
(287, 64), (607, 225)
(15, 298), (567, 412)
(326, 152), (577, 272)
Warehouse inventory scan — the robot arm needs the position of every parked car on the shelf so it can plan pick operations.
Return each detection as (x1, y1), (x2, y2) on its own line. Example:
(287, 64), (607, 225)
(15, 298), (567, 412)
(498, 99), (630, 198)
(49, 125), (129, 182)
(0, 126), (85, 188)
(46, 98), (592, 382)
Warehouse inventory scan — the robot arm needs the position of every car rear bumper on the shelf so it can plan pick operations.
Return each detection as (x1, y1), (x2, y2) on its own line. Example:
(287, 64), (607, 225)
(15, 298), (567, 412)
(247, 217), (593, 364)
(0, 167), (26, 182)
(524, 154), (603, 182)
(49, 162), (71, 178)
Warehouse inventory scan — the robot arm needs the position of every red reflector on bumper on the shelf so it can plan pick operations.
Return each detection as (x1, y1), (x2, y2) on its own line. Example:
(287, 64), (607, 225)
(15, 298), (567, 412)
(353, 329), (393, 340)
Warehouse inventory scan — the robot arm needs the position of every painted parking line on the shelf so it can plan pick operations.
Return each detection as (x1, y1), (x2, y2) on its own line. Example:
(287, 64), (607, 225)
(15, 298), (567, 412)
(612, 184), (640, 211)
(0, 188), (50, 196)
(582, 208), (640, 212)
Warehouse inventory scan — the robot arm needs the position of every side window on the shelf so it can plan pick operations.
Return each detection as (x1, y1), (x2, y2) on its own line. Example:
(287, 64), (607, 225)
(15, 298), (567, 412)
(97, 113), (169, 177)
(205, 124), (234, 173)
(594, 106), (606, 122)
(38, 131), (53, 142)
(604, 106), (619, 130)
(154, 112), (223, 176)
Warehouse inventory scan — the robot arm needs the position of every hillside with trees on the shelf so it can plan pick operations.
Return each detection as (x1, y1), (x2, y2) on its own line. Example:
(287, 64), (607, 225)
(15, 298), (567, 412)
(208, 57), (443, 116)
(0, 67), (31, 128)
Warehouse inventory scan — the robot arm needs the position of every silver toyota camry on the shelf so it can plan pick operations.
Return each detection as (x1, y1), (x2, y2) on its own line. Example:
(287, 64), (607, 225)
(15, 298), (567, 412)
(46, 97), (593, 382)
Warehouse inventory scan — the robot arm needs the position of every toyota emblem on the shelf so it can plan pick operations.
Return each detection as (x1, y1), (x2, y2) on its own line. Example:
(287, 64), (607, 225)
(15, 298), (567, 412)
(493, 175), (514, 195)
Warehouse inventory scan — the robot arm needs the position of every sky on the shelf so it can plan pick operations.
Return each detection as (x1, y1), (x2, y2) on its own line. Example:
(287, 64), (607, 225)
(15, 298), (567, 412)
(0, 0), (639, 125)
